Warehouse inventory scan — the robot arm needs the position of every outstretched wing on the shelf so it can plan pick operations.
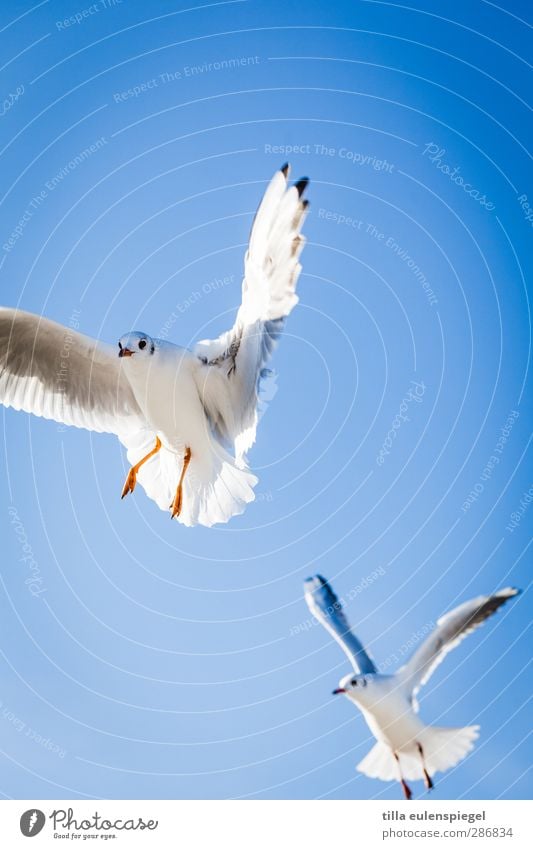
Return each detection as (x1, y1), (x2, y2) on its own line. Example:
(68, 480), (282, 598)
(193, 165), (308, 460)
(304, 575), (377, 674)
(0, 307), (145, 435)
(398, 587), (520, 709)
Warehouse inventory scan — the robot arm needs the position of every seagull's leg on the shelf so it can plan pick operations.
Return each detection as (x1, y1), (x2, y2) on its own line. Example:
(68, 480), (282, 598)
(417, 743), (434, 791)
(394, 753), (412, 800)
(170, 446), (192, 519)
(121, 436), (162, 499)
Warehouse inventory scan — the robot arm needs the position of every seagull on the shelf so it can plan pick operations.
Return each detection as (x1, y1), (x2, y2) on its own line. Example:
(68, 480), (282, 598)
(0, 165), (308, 527)
(304, 575), (520, 799)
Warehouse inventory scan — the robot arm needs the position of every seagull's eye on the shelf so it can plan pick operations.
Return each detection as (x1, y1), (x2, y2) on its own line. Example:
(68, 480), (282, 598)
(351, 679), (358, 686)
(138, 340), (147, 350)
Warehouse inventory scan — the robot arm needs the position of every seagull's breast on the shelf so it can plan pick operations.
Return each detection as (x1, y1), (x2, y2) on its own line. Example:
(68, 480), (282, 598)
(357, 681), (424, 751)
(122, 346), (208, 450)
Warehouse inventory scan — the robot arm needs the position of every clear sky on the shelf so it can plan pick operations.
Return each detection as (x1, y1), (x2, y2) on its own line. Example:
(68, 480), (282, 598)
(0, 0), (531, 801)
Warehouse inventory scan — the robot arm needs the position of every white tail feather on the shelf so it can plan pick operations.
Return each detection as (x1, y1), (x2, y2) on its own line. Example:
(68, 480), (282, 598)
(121, 430), (257, 527)
(357, 740), (399, 782)
(357, 725), (480, 782)
(418, 725), (480, 777)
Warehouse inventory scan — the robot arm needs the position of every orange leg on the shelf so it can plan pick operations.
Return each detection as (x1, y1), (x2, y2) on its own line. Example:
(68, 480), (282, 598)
(121, 436), (162, 499)
(170, 447), (192, 519)
(417, 743), (434, 791)
(394, 752), (412, 800)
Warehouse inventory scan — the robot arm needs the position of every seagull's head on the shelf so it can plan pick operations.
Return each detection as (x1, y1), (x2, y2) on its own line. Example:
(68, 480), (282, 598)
(118, 331), (155, 359)
(332, 672), (373, 704)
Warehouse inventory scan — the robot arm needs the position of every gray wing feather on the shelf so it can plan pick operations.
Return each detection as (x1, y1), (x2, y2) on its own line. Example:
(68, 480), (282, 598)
(0, 307), (144, 435)
(304, 575), (376, 674)
(398, 587), (520, 709)
(193, 165), (308, 460)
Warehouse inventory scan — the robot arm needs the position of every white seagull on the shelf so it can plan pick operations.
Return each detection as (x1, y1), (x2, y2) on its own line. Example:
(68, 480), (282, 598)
(304, 574), (520, 799)
(0, 165), (308, 527)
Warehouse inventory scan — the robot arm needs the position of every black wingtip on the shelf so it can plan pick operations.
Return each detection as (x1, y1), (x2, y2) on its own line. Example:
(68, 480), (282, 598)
(281, 162), (290, 177)
(498, 586), (521, 598)
(295, 177), (309, 197)
(304, 574), (328, 590)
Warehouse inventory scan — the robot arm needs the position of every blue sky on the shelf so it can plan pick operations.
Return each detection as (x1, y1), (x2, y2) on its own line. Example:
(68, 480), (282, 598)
(0, 0), (531, 800)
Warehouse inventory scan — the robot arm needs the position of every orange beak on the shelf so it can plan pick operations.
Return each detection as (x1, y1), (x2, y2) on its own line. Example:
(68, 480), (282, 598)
(119, 347), (133, 358)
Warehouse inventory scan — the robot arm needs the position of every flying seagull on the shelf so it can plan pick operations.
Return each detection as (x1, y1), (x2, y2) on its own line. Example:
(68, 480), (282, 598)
(0, 165), (308, 527)
(304, 575), (520, 799)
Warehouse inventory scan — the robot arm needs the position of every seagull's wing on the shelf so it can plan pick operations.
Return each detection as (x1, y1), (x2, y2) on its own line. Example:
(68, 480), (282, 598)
(304, 575), (377, 674)
(397, 587), (520, 710)
(193, 165), (308, 460)
(0, 307), (145, 435)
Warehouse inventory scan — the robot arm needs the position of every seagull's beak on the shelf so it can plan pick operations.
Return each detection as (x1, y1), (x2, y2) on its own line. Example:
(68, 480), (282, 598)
(332, 688), (346, 695)
(119, 347), (133, 358)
